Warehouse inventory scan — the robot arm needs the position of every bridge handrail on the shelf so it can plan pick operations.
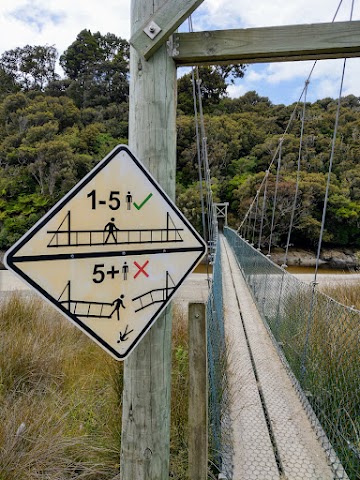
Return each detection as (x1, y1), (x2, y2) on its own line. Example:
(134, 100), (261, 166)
(206, 235), (233, 479)
(224, 226), (358, 480)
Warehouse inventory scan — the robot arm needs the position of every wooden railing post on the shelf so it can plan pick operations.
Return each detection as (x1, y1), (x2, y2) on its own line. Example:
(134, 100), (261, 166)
(188, 302), (208, 479)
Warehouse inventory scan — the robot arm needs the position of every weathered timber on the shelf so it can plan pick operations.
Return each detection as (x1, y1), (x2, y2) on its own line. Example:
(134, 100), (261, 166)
(188, 303), (208, 480)
(130, 0), (205, 60)
(171, 21), (360, 65)
(120, 0), (176, 479)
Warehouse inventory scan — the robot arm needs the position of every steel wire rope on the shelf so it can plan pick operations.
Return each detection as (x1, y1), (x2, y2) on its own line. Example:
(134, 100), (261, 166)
(301, 0), (354, 379)
(268, 138), (283, 256)
(188, 16), (207, 245)
(258, 169), (269, 250)
(251, 191), (260, 245)
(237, 0), (347, 235)
(188, 16), (216, 283)
(314, 59), (348, 282)
(283, 80), (309, 267)
(195, 71), (216, 258)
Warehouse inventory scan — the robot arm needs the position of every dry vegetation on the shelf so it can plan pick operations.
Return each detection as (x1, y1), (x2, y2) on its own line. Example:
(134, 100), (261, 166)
(321, 282), (360, 311)
(0, 294), (190, 479)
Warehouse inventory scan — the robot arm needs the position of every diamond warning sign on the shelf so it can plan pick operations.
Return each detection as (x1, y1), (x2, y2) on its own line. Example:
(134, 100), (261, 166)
(4, 145), (206, 360)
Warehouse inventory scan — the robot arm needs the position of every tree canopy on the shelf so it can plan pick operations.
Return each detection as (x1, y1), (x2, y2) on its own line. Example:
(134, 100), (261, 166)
(0, 31), (359, 252)
(59, 29), (129, 108)
(0, 45), (59, 91)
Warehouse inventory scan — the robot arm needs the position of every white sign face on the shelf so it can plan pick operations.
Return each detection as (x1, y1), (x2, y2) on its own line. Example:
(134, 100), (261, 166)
(5, 145), (206, 360)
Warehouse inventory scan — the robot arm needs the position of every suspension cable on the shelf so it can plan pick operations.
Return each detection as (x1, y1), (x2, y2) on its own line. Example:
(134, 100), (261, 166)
(268, 138), (283, 255)
(198, 103), (215, 248)
(189, 16), (207, 244)
(251, 191), (260, 245)
(301, 0), (354, 379)
(314, 60), (349, 282)
(313, 0), (353, 282)
(283, 80), (309, 267)
(237, 0), (347, 235)
(258, 169), (269, 250)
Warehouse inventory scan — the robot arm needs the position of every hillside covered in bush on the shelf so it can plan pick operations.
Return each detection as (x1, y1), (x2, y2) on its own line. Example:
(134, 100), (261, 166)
(0, 30), (359, 250)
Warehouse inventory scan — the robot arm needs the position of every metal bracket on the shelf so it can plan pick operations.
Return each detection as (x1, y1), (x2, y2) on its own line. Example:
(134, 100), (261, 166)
(143, 21), (162, 40)
(131, 0), (205, 60)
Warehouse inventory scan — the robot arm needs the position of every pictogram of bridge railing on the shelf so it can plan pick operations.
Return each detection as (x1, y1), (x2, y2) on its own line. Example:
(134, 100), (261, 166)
(57, 281), (118, 319)
(57, 272), (176, 318)
(59, 298), (115, 318)
(47, 211), (183, 248)
(132, 271), (176, 312)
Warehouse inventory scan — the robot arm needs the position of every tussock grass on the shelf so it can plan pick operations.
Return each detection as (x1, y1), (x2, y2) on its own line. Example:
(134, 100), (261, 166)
(0, 293), (121, 480)
(0, 293), (193, 479)
(268, 285), (360, 479)
(170, 303), (189, 479)
(321, 282), (360, 311)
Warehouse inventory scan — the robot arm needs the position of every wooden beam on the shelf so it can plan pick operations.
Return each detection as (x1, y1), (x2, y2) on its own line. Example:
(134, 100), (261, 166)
(120, 1), (176, 479)
(130, 0), (205, 60)
(188, 303), (208, 480)
(171, 21), (360, 65)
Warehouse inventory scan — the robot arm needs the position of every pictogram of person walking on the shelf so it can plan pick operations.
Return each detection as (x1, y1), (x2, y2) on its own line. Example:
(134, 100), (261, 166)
(110, 294), (126, 321)
(104, 217), (119, 244)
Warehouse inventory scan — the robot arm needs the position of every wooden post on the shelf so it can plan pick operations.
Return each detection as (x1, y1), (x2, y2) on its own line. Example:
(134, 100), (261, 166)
(188, 302), (208, 479)
(120, 1), (176, 479)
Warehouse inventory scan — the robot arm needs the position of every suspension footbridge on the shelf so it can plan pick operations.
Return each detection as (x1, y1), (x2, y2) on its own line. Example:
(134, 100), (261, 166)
(220, 234), (335, 479)
(205, 228), (358, 480)
(1, 232), (358, 479)
(1, 0), (359, 477)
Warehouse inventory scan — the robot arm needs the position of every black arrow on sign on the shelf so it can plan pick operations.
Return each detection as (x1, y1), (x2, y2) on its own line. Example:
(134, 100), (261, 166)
(117, 325), (134, 343)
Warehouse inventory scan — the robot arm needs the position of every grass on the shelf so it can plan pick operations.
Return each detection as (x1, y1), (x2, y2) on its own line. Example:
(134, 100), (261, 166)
(0, 293), (192, 479)
(304, 291), (360, 480)
(170, 303), (189, 479)
(0, 293), (121, 479)
(264, 280), (360, 480)
(321, 282), (360, 311)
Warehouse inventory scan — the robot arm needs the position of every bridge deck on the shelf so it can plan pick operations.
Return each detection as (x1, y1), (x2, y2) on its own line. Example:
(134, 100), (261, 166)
(221, 236), (334, 480)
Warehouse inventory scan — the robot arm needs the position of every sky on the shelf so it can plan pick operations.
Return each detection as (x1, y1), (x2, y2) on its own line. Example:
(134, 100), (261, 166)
(0, 0), (359, 105)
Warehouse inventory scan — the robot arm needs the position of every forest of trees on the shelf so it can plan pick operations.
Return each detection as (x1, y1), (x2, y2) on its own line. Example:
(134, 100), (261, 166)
(0, 29), (359, 251)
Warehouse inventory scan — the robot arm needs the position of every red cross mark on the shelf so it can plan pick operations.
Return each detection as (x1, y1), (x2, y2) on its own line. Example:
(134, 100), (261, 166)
(134, 260), (149, 279)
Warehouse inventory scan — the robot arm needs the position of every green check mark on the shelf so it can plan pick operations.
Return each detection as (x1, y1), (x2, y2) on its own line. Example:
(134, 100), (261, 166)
(134, 193), (153, 210)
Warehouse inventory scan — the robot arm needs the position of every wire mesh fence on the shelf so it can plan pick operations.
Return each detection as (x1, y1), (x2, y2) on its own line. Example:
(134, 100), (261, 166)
(225, 227), (359, 480)
(207, 235), (233, 479)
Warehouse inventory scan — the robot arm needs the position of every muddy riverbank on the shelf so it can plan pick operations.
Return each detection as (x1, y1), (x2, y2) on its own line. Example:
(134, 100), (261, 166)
(269, 247), (360, 271)
(1, 246), (360, 272)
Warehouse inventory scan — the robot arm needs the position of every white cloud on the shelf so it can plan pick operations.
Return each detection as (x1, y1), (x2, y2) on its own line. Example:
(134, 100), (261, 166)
(246, 69), (265, 82)
(342, 58), (360, 97)
(197, 0), (360, 28)
(0, 0), (359, 104)
(0, 0), (130, 56)
(227, 83), (248, 98)
(270, 58), (360, 101)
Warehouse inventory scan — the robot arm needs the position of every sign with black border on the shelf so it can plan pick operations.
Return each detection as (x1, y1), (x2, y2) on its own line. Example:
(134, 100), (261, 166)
(5, 145), (206, 360)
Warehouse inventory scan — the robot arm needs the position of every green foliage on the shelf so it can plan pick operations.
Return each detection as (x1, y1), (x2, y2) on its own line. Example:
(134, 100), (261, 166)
(177, 94), (360, 249)
(0, 45), (59, 91)
(177, 64), (246, 115)
(59, 29), (129, 108)
(0, 67), (20, 99)
(0, 30), (359, 251)
(0, 85), (124, 248)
